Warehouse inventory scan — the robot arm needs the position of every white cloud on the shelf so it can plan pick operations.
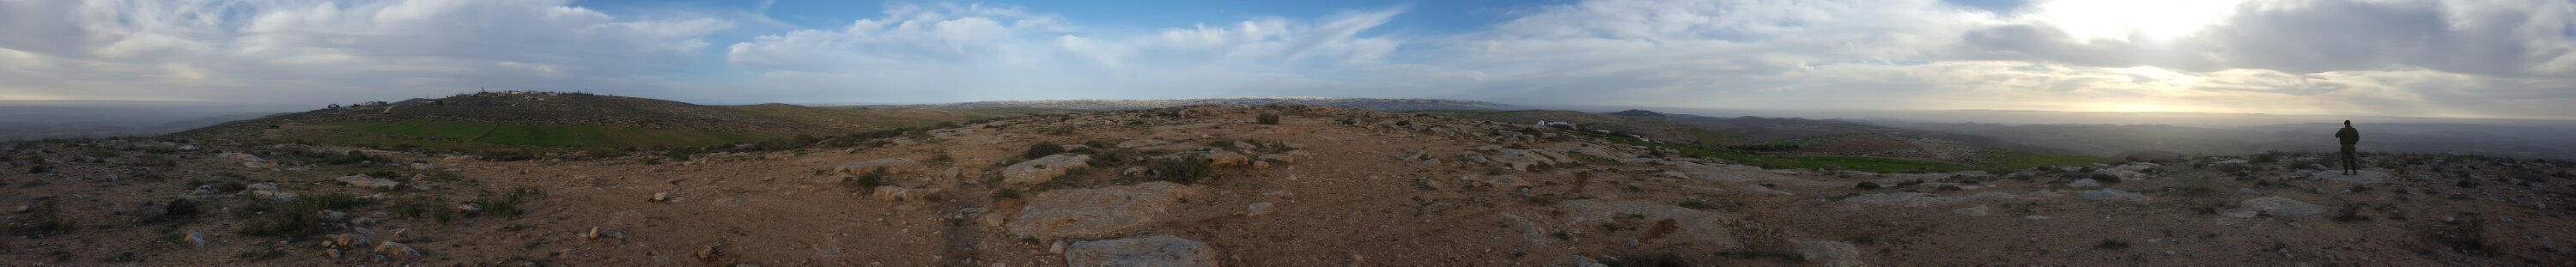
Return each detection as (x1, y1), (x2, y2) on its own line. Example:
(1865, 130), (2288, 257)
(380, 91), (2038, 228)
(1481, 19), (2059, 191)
(708, 3), (1446, 103)
(0, 0), (732, 103)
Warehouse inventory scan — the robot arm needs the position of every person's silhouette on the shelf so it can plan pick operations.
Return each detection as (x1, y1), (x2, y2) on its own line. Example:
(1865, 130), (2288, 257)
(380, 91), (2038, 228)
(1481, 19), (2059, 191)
(2333, 120), (2360, 174)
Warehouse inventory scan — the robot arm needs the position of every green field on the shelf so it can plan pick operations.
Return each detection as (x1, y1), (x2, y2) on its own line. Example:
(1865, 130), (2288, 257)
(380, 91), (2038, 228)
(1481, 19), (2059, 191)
(1577, 131), (2101, 173)
(308, 120), (776, 149)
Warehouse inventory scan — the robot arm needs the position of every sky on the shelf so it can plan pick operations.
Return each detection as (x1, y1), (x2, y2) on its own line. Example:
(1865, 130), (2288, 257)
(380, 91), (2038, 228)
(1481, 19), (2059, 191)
(2, 0), (2573, 119)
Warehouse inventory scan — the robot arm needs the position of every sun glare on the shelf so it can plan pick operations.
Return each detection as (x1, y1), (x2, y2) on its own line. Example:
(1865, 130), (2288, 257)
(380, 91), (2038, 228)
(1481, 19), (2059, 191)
(2029, 0), (2245, 40)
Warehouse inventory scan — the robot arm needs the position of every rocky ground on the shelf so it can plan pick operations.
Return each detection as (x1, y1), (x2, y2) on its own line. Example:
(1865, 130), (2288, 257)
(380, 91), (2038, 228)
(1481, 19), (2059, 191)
(3, 105), (2573, 266)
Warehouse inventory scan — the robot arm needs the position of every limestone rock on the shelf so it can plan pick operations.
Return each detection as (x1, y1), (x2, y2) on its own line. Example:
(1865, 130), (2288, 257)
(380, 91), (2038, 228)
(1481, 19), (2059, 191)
(1255, 154), (1297, 163)
(1007, 182), (1199, 240)
(2240, 196), (2327, 218)
(375, 241), (422, 261)
(1796, 240), (1871, 267)
(334, 175), (401, 191)
(1951, 205), (1991, 216)
(186, 231), (208, 248)
(2311, 170), (2387, 184)
(1063, 235), (1218, 267)
(1199, 150), (1249, 167)
(1740, 185), (1793, 196)
(2068, 179), (2102, 188)
(1002, 154), (1093, 189)
(1555, 199), (1744, 249)
(870, 185), (938, 201)
(1246, 202), (1273, 217)
(2080, 189), (2149, 202)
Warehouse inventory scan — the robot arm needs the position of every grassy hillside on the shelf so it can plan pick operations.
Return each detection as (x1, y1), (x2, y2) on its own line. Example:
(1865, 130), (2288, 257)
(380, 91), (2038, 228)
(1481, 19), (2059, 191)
(1420, 109), (2107, 173)
(1578, 130), (2103, 173)
(1414, 110), (1739, 144)
(173, 92), (1050, 153)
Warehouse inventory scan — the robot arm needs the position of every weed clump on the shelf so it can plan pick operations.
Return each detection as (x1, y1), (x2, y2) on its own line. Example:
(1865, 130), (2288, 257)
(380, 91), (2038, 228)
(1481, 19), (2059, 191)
(1151, 156), (1214, 185)
(2094, 240), (2130, 250)
(1023, 142), (1066, 160)
(237, 193), (375, 237)
(1256, 113), (1282, 124)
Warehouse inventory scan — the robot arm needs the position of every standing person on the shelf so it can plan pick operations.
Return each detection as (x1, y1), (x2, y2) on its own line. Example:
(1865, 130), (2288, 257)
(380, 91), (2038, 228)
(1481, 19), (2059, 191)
(2334, 120), (2361, 175)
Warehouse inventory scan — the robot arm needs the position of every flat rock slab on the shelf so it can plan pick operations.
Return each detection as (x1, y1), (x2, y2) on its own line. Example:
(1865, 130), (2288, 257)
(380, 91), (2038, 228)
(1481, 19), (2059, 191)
(1002, 154), (1092, 189)
(1064, 235), (1217, 267)
(2241, 196), (2327, 218)
(1008, 182), (1199, 240)
(2309, 170), (2388, 184)
(334, 175), (400, 191)
(2081, 189), (2149, 202)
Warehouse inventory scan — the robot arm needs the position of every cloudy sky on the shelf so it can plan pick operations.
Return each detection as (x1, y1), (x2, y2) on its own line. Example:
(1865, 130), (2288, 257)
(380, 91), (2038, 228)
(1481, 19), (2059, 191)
(3, 0), (2573, 119)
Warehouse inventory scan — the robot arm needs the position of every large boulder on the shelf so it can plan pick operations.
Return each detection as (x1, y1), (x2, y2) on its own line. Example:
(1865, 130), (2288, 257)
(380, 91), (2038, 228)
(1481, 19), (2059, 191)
(1063, 235), (1217, 267)
(1007, 182), (1200, 240)
(2240, 196), (2327, 218)
(835, 158), (920, 174)
(1001, 154), (1092, 189)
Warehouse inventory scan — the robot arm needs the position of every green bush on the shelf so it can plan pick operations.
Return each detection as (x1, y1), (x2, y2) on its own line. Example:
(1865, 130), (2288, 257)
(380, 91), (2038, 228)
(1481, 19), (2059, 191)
(1256, 113), (1282, 124)
(1151, 156), (1214, 185)
(1023, 142), (1066, 159)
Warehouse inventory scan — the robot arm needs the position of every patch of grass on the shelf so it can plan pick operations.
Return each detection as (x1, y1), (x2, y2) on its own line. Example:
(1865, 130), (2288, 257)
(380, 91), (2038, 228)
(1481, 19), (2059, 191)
(2094, 240), (2131, 250)
(2331, 203), (2371, 222)
(9, 199), (73, 238)
(471, 186), (545, 218)
(236, 193), (375, 237)
(1677, 199), (1741, 211)
(1856, 181), (1886, 191)
(841, 167), (888, 192)
(391, 197), (457, 223)
(1151, 155), (1215, 185)
(1577, 131), (1972, 173)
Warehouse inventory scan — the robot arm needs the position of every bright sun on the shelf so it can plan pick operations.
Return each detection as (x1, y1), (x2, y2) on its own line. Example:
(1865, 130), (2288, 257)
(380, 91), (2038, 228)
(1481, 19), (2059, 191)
(2028, 0), (2246, 40)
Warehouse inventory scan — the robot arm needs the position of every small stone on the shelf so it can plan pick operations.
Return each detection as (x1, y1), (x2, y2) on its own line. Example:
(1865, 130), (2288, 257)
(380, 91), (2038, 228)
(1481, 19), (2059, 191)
(389, 228), (411, 242)
(453, 203), (481, 213)
(374, 241), (422, 261)
(1049, 240), (1068, 254)
(186, 231), (208, 248)
(1247, 202), (1274, 217)
(652, 192), (671, 203)
(326, 248), (343, 260)
(1416, 179), (1442, 191)
(696, 245), (719, 260)
(584, 227), (603, 240)
(2025, 215), (2050, 221)
(2069, 179), (2102, 188)
(1952, 205), (1992, 216)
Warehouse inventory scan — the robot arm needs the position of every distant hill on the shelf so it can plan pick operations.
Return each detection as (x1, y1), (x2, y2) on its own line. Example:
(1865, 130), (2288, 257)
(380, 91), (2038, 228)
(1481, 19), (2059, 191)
(1416, 109), (2098, 167)
(172, 92), (1041, 150)
(837, 97), (1516, 111)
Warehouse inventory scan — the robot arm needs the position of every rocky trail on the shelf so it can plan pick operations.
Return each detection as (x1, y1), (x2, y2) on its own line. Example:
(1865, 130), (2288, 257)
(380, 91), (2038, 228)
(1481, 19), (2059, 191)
(3, 105), (2573, 265)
